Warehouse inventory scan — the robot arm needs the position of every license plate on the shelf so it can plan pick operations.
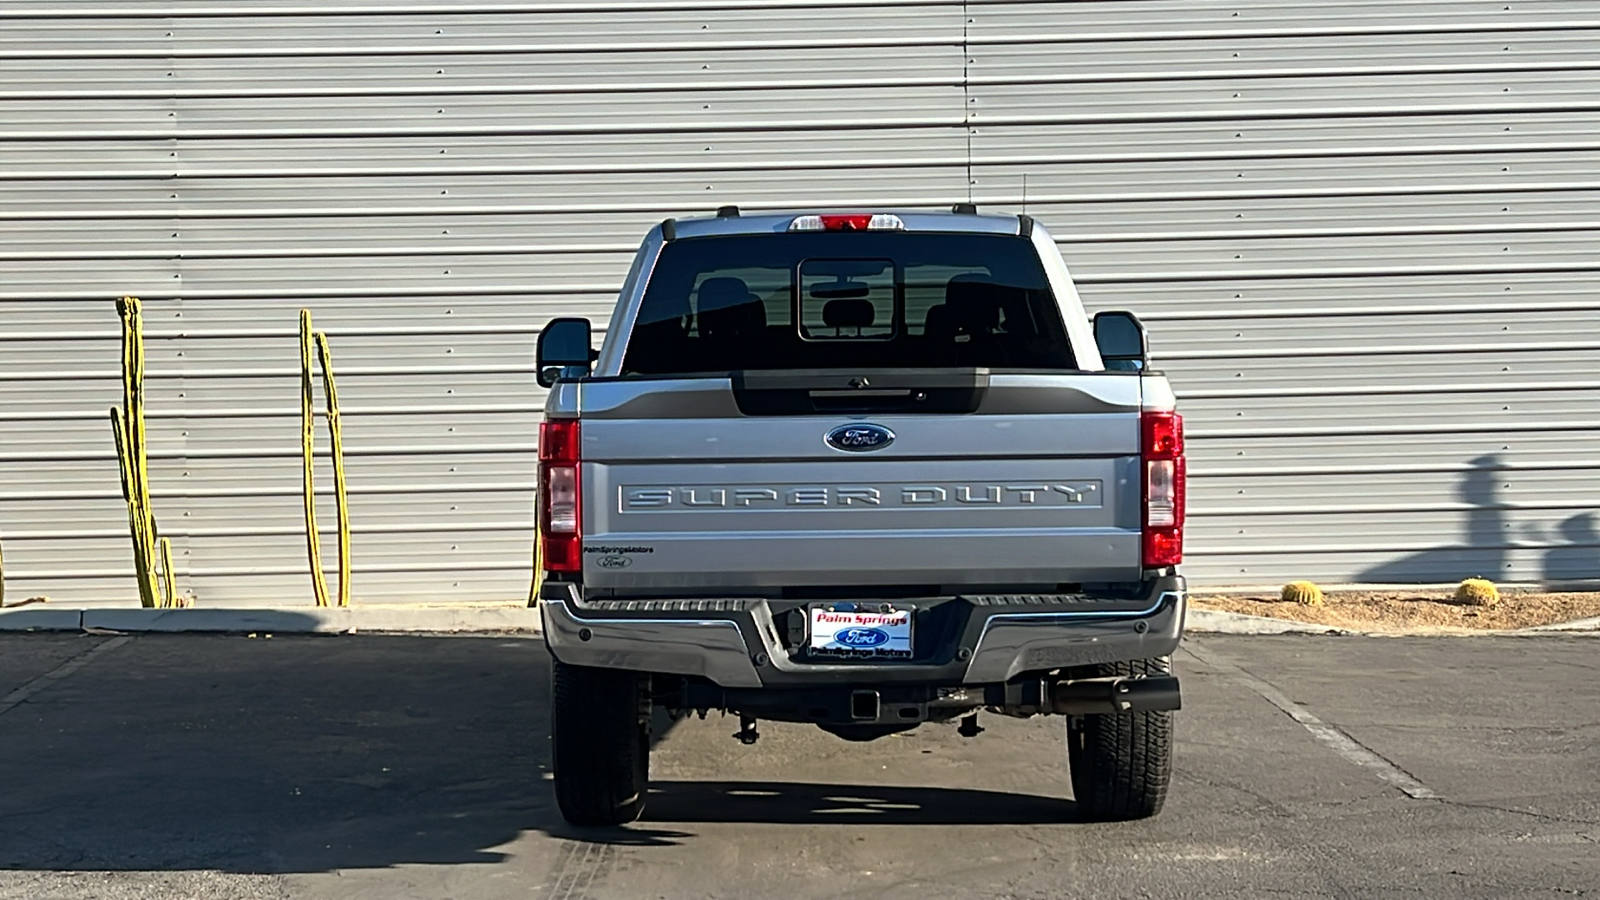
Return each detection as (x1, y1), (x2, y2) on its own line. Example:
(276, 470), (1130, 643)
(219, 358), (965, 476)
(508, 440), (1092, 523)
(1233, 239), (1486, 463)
(808, 607), (913, 659)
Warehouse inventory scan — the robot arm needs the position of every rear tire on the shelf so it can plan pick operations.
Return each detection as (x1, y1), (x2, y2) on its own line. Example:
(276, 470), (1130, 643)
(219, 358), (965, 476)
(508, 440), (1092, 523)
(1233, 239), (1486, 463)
(1066, 656), (1174, 822)
(551, 659), (650, 826)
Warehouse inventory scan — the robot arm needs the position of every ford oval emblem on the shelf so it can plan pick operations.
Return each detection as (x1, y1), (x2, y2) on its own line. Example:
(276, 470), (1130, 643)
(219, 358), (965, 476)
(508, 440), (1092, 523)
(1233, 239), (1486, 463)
(825, 423), (895, 453)
(837, 627), (891, 648)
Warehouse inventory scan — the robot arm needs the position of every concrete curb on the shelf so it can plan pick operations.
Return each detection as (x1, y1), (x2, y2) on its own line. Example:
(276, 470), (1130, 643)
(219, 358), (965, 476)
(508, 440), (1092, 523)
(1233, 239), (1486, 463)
(1186, 609), (1351, 635)
(1512, 615), (1600, 634)
(5, 604), (1596, 638)
(0, 606), (543, 635)
(0, 608), (89, 632)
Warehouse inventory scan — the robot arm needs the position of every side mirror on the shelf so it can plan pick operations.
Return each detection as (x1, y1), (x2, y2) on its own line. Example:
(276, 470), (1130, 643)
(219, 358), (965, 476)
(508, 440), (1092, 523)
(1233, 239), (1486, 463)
(1092, 310), (1149, 372)
(536, 317), (596, 387)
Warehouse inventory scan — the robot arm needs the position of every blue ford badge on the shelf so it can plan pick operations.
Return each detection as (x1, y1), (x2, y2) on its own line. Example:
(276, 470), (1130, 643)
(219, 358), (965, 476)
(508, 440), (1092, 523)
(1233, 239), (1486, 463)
(837, 627), (891, 648)
(825, 423), (895, 453)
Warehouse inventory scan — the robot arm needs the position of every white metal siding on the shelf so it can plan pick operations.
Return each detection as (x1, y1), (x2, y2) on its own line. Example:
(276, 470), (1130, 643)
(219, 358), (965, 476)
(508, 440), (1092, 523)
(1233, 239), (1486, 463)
(2, 0), (1598, 604)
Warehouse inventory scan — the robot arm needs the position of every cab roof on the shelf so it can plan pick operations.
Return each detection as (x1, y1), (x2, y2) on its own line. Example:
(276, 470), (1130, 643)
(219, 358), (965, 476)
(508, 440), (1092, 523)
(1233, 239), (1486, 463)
(666, 209), (1031, 240)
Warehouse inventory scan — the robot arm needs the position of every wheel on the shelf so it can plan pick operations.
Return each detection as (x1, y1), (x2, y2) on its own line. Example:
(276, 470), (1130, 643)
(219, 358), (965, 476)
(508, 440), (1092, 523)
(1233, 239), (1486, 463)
(551, 658), (650, 826)
(1065, 656), (1174, 822)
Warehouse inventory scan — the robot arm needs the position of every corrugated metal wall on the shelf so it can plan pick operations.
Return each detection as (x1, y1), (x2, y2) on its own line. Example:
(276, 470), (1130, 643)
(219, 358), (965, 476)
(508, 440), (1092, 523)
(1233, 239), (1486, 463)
(3, 0), (1598, 605)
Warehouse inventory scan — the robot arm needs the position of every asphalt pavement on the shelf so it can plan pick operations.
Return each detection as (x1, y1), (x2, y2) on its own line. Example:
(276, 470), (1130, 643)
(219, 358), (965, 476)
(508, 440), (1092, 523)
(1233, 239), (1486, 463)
(1, 631), (1596, 899)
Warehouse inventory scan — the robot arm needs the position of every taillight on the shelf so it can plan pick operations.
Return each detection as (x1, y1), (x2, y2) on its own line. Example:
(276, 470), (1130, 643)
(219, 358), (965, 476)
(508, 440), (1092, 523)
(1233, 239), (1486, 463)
(1141, 411), (1185, 569)
(788, 213), (906, 232)
(539, 418), (581, 573)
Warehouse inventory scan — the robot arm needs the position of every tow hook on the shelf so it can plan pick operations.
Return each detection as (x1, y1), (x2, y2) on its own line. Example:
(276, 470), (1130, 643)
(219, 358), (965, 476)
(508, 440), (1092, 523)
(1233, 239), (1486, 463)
(734, 714), (761, 745)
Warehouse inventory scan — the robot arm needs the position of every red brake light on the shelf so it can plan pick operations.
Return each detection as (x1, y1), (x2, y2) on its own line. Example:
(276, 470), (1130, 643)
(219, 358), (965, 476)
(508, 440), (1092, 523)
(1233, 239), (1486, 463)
(1143, 412), (1183, 458)
(789, 213), (907, 232)
(1141, 411), (1185, 569)
(540, 418), (580, 464)
(819, 214), (874, 231)
(539, 419), (581, 573)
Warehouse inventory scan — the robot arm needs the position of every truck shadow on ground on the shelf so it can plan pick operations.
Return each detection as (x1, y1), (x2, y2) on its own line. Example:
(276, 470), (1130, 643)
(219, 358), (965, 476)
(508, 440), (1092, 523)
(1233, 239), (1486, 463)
(0, 632), (1074, 870)
(642, 780), (1077, 826)
(0, 631), (564, 873)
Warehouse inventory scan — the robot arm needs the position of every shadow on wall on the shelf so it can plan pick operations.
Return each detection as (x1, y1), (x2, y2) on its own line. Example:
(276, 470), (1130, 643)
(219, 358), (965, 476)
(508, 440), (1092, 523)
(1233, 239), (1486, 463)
(1537, 512), (1600, 589)
(1359, 454), (1600, 586)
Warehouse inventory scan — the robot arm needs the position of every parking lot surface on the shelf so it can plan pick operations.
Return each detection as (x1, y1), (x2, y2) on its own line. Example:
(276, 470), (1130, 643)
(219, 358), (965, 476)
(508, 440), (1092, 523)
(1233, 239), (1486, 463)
(1, 631), (1596, 899)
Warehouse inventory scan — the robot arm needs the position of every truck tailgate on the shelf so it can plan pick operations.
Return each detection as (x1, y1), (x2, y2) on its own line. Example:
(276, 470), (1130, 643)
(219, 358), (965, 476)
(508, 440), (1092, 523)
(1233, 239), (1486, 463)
(575, 373), (1143, 592)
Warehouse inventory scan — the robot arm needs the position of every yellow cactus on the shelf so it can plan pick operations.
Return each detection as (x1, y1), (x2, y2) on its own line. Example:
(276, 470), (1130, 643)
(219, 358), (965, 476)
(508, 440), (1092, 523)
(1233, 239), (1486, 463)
(112, 297), (169, 608)
(1281, 581), (1324, 606)
(1455, 578), (1500, 607)
(299, 311), (353, 607)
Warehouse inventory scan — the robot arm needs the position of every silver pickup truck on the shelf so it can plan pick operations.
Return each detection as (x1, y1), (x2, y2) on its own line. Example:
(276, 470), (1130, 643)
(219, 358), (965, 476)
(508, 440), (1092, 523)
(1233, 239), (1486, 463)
(534, 207), (1187, 826)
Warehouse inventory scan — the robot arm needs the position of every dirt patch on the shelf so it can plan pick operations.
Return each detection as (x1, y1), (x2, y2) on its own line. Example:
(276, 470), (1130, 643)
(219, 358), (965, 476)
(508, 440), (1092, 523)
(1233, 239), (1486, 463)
(1192, 589), (1600, 632)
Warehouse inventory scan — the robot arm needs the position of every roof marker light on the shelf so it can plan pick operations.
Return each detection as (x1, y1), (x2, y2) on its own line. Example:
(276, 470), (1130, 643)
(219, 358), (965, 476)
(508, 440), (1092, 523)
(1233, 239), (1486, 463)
(789, 214), (906, 232)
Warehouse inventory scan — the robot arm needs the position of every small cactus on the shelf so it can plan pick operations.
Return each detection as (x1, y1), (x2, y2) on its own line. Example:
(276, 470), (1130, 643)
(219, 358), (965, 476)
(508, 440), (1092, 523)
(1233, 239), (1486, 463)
(1455, 578), (1499, 607)
(1281, 581), (1324, 606)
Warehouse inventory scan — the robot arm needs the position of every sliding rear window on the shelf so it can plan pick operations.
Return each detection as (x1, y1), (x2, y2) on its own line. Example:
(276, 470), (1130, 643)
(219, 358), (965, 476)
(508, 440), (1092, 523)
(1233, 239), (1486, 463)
(620, 232), (1075, 375)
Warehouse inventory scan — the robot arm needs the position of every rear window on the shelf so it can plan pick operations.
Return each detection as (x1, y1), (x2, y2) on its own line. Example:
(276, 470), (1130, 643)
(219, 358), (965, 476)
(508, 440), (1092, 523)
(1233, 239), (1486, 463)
(620, 232), (1075, 375)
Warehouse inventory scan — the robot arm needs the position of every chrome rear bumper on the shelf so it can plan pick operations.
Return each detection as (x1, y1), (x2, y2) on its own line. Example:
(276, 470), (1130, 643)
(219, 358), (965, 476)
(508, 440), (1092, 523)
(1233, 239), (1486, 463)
(540, 577), (1185, 689)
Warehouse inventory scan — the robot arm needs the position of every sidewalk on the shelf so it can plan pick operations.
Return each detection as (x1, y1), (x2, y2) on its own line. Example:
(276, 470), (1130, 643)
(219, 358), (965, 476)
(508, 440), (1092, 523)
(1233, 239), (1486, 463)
(0, 603), (543, 634)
